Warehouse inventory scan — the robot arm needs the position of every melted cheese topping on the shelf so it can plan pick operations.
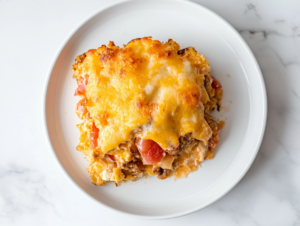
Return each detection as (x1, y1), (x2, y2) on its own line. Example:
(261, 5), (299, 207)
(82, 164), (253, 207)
(73, 37), (212, 154)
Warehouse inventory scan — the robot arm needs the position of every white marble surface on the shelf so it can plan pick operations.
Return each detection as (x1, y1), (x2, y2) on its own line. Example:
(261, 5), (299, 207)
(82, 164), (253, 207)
(0, 0), (299, 225)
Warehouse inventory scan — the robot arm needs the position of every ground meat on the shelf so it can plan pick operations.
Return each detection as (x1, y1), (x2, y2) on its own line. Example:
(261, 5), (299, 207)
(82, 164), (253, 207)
(179, 133), (195, 151)
(204, 75), (223, 114)
(121, 159), (144, 180)
(205, 115), (220, 148)
(129, 141), (141, 159)
(204, 114), (221, 159)
(152, 165), (171, 180)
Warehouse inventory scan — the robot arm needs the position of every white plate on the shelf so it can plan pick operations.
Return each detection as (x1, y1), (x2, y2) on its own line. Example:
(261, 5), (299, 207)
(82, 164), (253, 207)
(43, 0), (267, 219)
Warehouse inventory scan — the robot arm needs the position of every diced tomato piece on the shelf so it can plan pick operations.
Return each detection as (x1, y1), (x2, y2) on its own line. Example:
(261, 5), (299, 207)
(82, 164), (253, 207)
(108, 154), (116, 161)
(74, 77), (88, 96)
(74, 84), (85, 96)
(86, 111), (91, 119)
(84, 77), (89, 86)
(135, 138), (165, 165)
(211, 77), (222, 90)
(90, 123), (99, 149)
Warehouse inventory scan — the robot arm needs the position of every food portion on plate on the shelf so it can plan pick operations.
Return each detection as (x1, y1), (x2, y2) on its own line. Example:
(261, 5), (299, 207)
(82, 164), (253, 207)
(72, 37), (224, 186)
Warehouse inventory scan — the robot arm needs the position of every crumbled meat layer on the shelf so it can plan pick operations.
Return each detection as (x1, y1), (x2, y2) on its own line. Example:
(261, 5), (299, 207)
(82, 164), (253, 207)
(204, 75), (223, 113)
(121, 159), (144, 181)
(152, 165), (171, 180)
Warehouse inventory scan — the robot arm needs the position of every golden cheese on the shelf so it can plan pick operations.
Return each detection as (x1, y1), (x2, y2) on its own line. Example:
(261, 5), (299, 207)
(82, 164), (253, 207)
(73, 37), (212, 154)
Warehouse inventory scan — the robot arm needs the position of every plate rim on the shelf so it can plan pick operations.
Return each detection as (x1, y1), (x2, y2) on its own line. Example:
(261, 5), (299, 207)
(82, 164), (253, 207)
(43, 0), (267, 219)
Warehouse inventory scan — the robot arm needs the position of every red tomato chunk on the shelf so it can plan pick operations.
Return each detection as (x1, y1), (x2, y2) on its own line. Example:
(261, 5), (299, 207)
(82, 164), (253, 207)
(74, 77), (88, 96)
(211, 77), (222, 90)
(135, 138), (165, 165)
(90, 123), (99, 149)
(108, 154), (116, 161)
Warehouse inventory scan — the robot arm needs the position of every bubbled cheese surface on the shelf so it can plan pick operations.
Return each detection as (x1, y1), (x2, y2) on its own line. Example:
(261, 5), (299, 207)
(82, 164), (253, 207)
(74, 37), (212, 153)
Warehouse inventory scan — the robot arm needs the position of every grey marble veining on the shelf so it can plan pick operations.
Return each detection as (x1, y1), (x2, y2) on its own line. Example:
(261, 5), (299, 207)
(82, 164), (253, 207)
(0, 0), (299, 225)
